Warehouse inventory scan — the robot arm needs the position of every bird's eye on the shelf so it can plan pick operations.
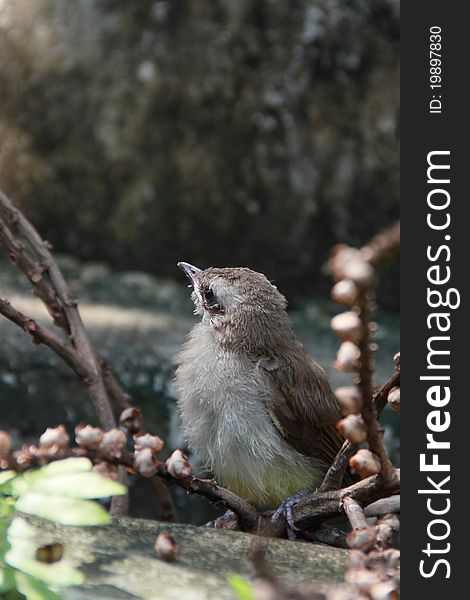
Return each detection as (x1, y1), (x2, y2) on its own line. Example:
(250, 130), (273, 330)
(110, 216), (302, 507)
(204, 288), (215, 302)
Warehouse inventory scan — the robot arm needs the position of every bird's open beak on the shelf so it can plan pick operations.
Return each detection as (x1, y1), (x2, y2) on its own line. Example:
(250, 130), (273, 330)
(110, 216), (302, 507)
(177, 261), (202, 286)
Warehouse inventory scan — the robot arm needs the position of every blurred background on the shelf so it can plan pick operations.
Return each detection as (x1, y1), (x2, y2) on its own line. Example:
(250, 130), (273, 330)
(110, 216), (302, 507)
(0, 0), (399, 523)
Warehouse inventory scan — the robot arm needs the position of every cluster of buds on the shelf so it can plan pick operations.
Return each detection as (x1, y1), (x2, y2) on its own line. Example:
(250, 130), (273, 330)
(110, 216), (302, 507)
(345, 540), (400, 600)
(330, 242), (385, 480)
(329, 245), (375, 290)
(1, 406), (195, 498)
(117, 407), (165, 479)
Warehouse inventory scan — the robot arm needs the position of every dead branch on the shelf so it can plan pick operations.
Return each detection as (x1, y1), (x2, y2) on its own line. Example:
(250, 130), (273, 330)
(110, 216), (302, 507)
(0, 190), (115, 431)
(343, 497), (368, 530)
(319, 440), (356, 491)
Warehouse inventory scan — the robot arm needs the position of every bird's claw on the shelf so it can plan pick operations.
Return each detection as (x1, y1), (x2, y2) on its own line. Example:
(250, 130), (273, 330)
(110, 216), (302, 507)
(272, 493), (307, 540)
(204, 509), (240, 530)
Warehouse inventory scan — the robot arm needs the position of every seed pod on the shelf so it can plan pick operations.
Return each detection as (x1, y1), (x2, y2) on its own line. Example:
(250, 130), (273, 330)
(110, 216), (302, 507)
(337, 415), (367, 444)
(331, 311), (363, 343)
(349, 449), (381, 479)
(329, 246), (361, 281)
(165, 449), (192, 479)
(134, 447), (159, 477)
(75, 424), (103, 449)
(334, 341), (361, 372)
(154, 531), (178, 561)
(134, 433), (164, 453)
(100, 428), (127, 453)
(0, 430), (13, 454)
(35, 542), (64, 563)
(39, 425), (70, 450)
(343, 258), (375, 288)
(335, 386), (363, 416)
(387, 387), (400, 412)
(119, 407), (143, 434)
(331, 279), (358, 305)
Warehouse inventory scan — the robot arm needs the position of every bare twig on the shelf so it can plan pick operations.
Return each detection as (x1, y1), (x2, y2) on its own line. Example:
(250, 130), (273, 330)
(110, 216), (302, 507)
(319, 440), (356, 491)
(343, 497), (368, 530)
(0, 191), (115, 430)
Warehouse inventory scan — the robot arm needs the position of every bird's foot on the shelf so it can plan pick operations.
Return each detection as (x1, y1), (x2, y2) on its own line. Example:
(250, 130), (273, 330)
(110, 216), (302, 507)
(271, 491), (310, 540)
(204, 509), (240, 530)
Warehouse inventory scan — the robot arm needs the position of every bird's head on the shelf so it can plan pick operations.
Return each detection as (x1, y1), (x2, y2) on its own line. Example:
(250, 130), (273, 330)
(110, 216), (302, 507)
(177, 262), (293, 353)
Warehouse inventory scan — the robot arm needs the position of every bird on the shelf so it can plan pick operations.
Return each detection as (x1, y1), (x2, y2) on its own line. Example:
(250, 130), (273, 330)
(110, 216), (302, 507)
(174, 262), (345, 530)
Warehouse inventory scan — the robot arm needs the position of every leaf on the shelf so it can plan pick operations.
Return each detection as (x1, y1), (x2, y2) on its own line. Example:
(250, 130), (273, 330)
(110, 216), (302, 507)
(25, 458), (93, 484)
(28, 472), (126, 499)
(16, 492), (112, 526)
(227, 574), (255, 600)
(0, 566), (16, 593)
(14, 571), (64, 600)
(0, 471), (16, 487)
(8, 548), (84, 588)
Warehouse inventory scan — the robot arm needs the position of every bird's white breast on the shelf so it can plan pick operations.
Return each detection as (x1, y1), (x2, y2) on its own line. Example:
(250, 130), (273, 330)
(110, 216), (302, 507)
(174, 322), (321, 508)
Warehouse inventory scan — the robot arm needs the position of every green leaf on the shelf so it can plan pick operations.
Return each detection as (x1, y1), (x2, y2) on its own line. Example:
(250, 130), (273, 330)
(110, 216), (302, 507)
(8, 549), (84, 588)
(0, 471), (16, 487)
(24, 458), (93, 485)
(16, 492), (112, 526)
(227, 574), (255, 600)
(0, 566), (16, 593)
(14, 571), (64, 600)
(28, 472), (126, 500)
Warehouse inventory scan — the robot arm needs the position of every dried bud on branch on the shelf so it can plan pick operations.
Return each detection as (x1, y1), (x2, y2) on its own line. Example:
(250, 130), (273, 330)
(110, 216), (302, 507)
(335, 386), (363, 416)
(155, 531), (178, 561)
(331, 279), (358, 305)
(166, 449), (192, 479)
(331, 311), (363, 343)
(134, 447), (159, 477)
(337, 415), (367, 444)
(119, 407), (143, 434)
(329, 246), (375, 288)
(334, 341), (361, 371)
(387, 387), (400, 413)
(349, 449), (381, 479)
(100, 428), (127, 453)
(39, 425), (70, 450)
(35, 542), (64, 564)
(134, 433), (164, 453)
(75, 424), (103, 449)
(0, 430), (13, 454)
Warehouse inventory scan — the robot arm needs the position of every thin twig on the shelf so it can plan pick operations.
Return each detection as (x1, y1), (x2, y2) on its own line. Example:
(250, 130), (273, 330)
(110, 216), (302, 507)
(343, 497), (368, 530)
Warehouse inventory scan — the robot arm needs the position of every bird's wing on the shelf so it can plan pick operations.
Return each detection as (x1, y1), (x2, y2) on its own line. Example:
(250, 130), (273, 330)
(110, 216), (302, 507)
(257, 353), (344, 467)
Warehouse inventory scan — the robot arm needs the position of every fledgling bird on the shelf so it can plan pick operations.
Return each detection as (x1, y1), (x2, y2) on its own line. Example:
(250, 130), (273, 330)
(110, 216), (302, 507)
(174, 262), (345, 525)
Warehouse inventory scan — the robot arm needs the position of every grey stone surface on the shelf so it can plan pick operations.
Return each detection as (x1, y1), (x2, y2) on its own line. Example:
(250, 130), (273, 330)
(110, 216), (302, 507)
(31, 516), (349, 600)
